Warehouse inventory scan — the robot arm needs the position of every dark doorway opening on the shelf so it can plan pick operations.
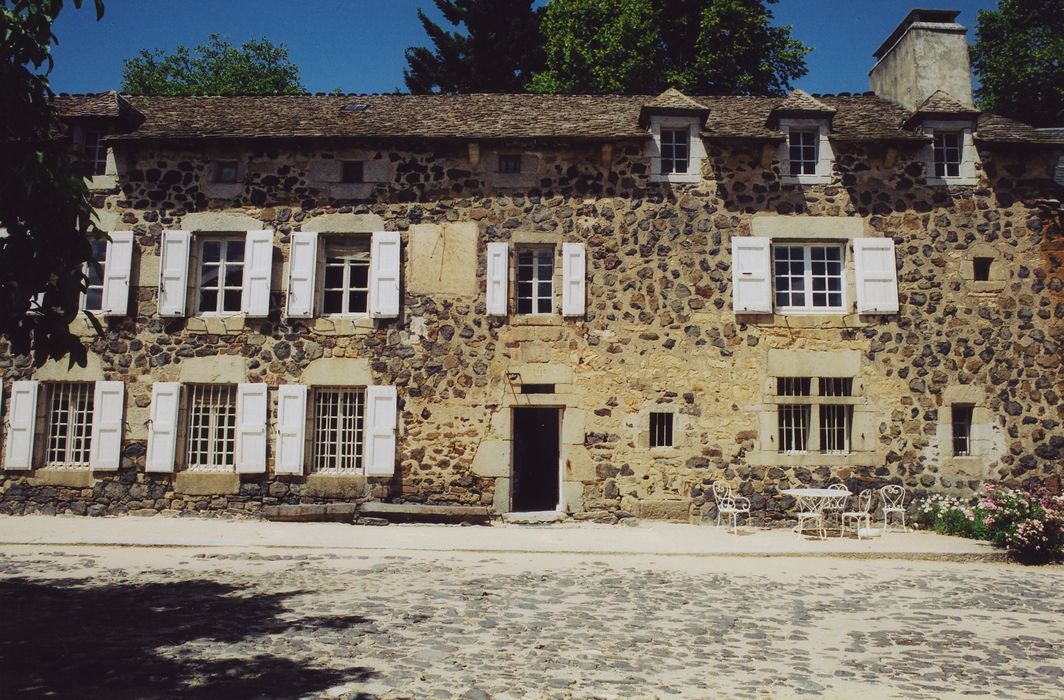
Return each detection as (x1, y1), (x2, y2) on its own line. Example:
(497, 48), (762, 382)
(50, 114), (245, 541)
(511, 407), (560, 512)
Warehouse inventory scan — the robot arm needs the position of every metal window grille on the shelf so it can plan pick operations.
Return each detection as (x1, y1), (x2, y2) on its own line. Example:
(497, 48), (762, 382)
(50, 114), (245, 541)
(773, 245), (844, 311)
(952, 404), (974, 456)
(341, 161), (364, 183)
(660, 128), (690, 174)
(788, 129), (818, 175)
(933, 132), (962, 177)
(45, 382), (94, 468)
(778, 404), (810, 453)
(498, 154), (522, 174)
(312, 388), (365, 473)
(516, 248), (554, 315)
(649, 412), (674, 448)
(83, 239), (108, 312)
(777, 377), (811, 397)
(197, 238), (245, 314)
(186, 385), (237, 472)
(818, 377), (853, 397)
(819, 404), (851, 454)
(82, 130), (108, 176)
(322, 241), (370, 315)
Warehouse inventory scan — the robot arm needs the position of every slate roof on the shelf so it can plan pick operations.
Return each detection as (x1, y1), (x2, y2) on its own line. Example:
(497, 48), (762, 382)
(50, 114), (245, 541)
(643, 88), (710, 113)
(773, 89), (836, 116)
(914, 90), (979, 116)
(51, 91), (1064, 146)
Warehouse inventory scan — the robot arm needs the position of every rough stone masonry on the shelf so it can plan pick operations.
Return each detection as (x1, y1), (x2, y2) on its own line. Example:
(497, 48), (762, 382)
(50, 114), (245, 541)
(0, 9), (1062, 523)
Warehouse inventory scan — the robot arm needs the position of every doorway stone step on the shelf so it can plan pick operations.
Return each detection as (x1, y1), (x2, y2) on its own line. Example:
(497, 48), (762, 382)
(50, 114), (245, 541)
(357, 502), (494, 525)
(501, 510), (567, 525)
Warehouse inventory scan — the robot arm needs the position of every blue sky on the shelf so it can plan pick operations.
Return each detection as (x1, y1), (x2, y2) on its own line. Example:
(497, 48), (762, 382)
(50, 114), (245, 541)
(48, 0), (1000, 95)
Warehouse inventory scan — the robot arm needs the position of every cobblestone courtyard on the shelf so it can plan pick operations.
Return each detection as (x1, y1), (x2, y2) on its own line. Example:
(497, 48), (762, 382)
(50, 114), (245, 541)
(1, 542), (1062, 699)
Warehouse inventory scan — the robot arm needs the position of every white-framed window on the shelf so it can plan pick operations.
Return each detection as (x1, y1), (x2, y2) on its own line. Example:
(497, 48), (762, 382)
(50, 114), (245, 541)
(321, 239), (370, 316)
(649, 412), (674, 448)
(775, 377), (852, 455)
(788, 129), (818, 176)
(82, 130), (109, 176)
(660, 128), (690, 175)
(773, 244), (845, 312)
(185, 384), (237, 472)
(516, 247), (554, 315)
(312, 388), (366, 474)
(196, 237), (245, 314)
(932, 132), (962, 178)
(44, 382), (94, 468)
(82, 239), (108, 312)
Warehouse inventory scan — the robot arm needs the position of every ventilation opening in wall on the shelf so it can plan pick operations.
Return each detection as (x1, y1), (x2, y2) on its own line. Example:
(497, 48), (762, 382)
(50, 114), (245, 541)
(952, 404), (974, 456)
(973, 257), (993, 282)
(520, 384), (554, 394)
(341, 160), (364, 183)
(649, 412), (674, 448)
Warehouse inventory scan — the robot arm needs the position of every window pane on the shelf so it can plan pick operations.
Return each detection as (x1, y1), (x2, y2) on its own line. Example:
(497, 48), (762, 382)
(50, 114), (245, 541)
(348, 291), (368, 314)
(324, 264), (344, 288)
(84, 289), (103, 311)
(224, 266), (244, 287)
(202, 241), (221, 263)
(322, 290), (343, 315)
(223, 290), (242, 312)
(227, 241), (245, 262)
(349, 264), (369, 289)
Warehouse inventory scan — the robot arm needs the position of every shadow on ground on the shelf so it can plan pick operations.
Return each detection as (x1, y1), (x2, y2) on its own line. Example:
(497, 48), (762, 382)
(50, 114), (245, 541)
(0, 577), (377, 699)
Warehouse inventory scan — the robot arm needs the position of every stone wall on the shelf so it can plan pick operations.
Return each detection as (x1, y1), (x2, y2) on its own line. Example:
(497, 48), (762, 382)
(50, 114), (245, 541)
(1, 136), (1061, 522)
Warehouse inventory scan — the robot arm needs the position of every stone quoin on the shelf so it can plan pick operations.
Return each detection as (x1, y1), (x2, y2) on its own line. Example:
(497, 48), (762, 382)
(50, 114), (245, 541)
(1, 9), (1062, 523)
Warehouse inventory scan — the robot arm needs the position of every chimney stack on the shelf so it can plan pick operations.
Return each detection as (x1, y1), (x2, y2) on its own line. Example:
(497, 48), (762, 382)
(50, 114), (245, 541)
(870, 9), (974, 111)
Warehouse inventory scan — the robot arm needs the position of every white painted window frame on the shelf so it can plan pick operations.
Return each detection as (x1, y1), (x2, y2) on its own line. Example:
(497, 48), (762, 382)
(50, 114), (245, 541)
(778, 118), (834, 185)
(319, 236), (371, 318)
(922, 120), (979, 186)
(311, 386), (366, 474)
(195, 236), (245, 316)
(515, 245), (555, 316)
(81, 239), (109, 313)
(43, 382), (95, 469)
(772, 243), (847, 314)
(646, 116), (704, 184)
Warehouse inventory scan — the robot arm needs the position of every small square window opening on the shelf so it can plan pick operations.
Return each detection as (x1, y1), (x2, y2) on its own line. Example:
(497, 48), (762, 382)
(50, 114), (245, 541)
(788, 129), (818, 176)
(933, 132), (962, 178)
(952, 404), (974, 456)
(516, 248), (554, 315)
(215, 161), (240, 184)
(341, 161), (364, 183)
(649, 412), (674, 448)
(973, 257), (993, 282)
(660, 128), (690, 175)
(498, 155), (522, 174)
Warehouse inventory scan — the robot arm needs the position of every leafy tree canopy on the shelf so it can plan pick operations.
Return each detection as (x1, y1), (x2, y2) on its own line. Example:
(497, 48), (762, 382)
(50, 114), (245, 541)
(971, 0), (1064, 127)
(121, 34), (304, 95)
(404, 0), (544, 93)
(0, 0), (106, 367)
(528, 0), (809, 95)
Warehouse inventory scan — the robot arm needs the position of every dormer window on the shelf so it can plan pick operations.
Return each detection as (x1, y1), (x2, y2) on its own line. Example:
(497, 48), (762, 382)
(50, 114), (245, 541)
(932, 132), (962, 177)
(788, 130), (818, 176)
(82, 130), (109, 176)
(660, 128), (690, 174)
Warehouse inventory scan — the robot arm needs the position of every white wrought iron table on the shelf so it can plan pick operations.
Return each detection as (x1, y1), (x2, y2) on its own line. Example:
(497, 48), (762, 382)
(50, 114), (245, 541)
(780, 488), (852, 538)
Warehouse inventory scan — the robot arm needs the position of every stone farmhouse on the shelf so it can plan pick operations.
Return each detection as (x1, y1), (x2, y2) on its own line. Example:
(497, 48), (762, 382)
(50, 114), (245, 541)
(1, 9), (1062, 522)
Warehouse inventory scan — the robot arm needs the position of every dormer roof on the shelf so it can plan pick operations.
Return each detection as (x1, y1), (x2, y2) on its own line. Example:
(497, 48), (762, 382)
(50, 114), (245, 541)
(902, 89), (980, 129)
(767, 89), (837, 128)
(638, 88), (709, 127)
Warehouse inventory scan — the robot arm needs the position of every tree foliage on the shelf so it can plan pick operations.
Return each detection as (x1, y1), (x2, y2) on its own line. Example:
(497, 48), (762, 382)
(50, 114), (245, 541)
(404, 0), (544, 94)
(528, 0), (809, 95)
(971, 0), (1064, 128)
(0, 0), (105, 367)
(121, 34), (304, 95)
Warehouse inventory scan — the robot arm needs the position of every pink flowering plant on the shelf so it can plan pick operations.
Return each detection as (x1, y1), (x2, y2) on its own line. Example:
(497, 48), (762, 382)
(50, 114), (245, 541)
(980, 483), (1064, 562)
(911, 493), (988, 540)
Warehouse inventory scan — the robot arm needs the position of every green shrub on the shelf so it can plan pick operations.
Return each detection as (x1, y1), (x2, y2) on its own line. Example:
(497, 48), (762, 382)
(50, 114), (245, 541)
(980, 483), (1064, 563)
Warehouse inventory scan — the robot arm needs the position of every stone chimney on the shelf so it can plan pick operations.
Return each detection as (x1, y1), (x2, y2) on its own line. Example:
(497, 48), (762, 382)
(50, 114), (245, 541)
(870, 9), (974, 111)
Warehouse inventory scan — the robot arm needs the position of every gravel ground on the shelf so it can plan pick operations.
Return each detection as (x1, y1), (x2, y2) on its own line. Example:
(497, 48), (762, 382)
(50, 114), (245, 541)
(1, 545), (1061, 699)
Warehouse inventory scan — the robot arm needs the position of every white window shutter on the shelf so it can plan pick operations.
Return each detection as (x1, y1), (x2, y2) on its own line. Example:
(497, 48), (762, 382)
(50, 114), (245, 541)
(102, 231), (134, 316)
(486, 241), (509, 316)
(854, 238), (900, 314)
(731, 236), (772, 313)
(146, 382), (181, 472)
(158, 230), (191, 317)
(4, 380), (38, 470)
(285, 232), (318, 318)
(274, 384), (307, 475)
(369, 231), (401, 318)
(364, 385), (397, 476)
(561, 242), (587, 317)
(241, 230), (274, 318)
(89, 381), (125, 470)
(235, 383), (268, 473)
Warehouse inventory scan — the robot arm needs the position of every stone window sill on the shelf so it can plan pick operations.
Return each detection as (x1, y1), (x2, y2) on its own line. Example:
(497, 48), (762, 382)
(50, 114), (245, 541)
(781, 174), (832, 186)
(746, 451), (884, 467)
(87, 175), (118, 191)
(650, 171), (700, 184)
(510, 314), (563, 326)
(735, 312), (872, 329)
(310, 317), (375, 335)
(967, 281), (1006, 293)
(926, 177), (978, 187)
(186, 315), (247, 334)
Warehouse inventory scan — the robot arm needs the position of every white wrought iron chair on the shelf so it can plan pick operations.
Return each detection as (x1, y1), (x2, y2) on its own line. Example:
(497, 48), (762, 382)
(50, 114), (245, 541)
(793, 493), (826, 540)
(880, 485), (907, 532)
(707, 481), (750, 533)
(821, 483), (849, 531)
(840, 489), (875, 539)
